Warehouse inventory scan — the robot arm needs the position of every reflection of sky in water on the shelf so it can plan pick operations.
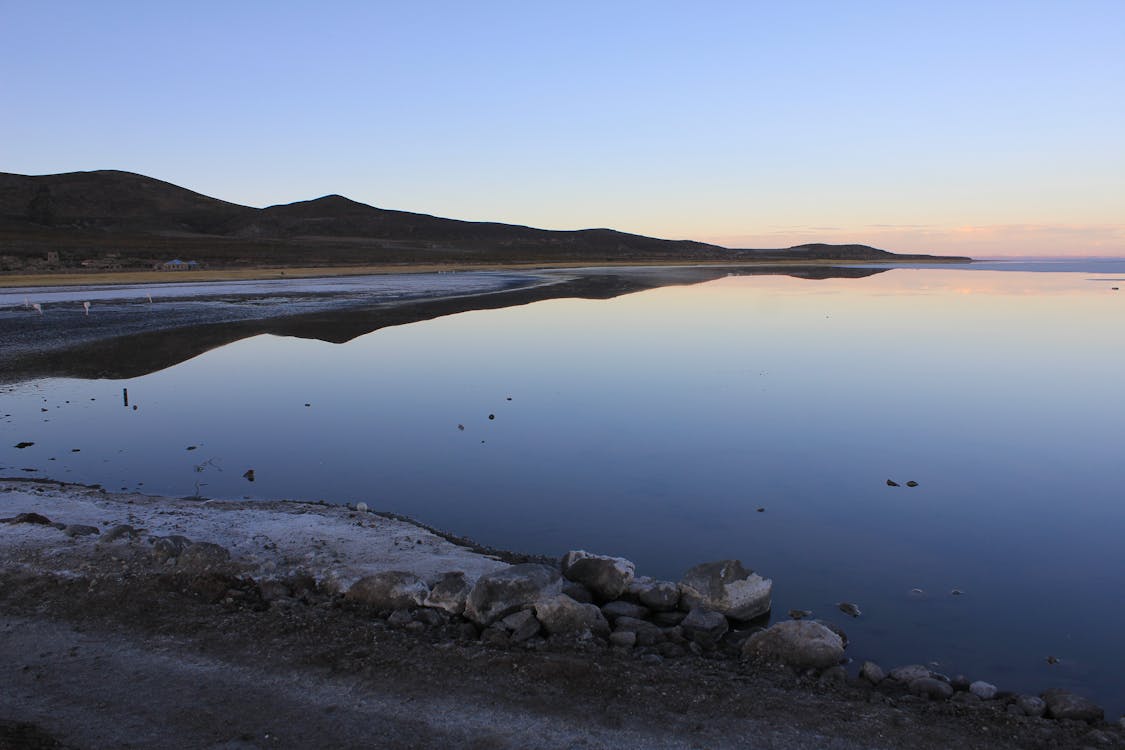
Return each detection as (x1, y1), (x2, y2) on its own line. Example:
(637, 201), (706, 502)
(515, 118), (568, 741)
(3, 268), (1124, 708)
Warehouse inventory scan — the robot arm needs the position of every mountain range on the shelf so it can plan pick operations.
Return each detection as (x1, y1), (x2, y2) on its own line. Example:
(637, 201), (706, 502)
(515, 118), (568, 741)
(0, 170), (967, 271)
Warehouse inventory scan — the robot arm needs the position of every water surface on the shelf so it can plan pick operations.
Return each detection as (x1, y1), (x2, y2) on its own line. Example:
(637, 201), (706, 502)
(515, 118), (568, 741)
(3, 265), (1123, 710)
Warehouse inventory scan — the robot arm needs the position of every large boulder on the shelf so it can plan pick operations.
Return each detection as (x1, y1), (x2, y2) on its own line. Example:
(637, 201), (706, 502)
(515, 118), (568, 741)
(1042, 689), (1104, 722)
(628, 576), (680, 611)
(534, 594), (610, 638)
(680, 607), (729, 647)
(346, 571), (429, 610)
(560, 550), (635, 601)
(465, 564), (562, 626)
(742, 620), (845, 669)
(424, 572), (472, 615)
(679, 560), (772, 621)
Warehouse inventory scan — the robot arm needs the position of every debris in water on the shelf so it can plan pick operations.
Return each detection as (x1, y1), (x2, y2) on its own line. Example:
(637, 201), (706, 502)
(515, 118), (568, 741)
(950, 588), (964, 596)
(14, 442), (34, 449)
(837, 602), (862, 618)
(886, 479), (899, 487)
(506, 397), (512, 401)
(756, 507), (765, 513)
(1046, 655), (1060, 665)
(186, 446), (197, 451)
(242, 469), (255, 482)
(457, 424), (465, 431)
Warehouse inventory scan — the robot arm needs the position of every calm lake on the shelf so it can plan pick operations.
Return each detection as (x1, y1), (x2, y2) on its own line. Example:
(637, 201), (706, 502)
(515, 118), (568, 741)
(3, 262), (1123, 711)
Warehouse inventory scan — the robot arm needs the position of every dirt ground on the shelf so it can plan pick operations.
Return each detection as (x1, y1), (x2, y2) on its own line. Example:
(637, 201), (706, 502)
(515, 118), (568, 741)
(2, 483), (1121, 750)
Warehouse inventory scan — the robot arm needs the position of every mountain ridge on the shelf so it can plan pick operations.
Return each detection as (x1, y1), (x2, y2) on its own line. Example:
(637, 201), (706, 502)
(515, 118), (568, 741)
(0, 170), (969, 271)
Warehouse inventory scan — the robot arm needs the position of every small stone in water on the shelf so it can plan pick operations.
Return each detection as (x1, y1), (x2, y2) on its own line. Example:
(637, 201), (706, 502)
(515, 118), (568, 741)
(837, 602), (862, 617)
(14, 442), (35, 449)
(906, 480), (919, 487)
(886, 479), (899, 487)
(756, 507), (765, 513)
(950, 588), (964, 596)
(1046, 655), (1060, 665)
(488, 414), (495, 420)
(242, 469), (255, 482)
(457, 424), (464, 431)
(186, 446), (197, 451)
(787, 609), (812, 620)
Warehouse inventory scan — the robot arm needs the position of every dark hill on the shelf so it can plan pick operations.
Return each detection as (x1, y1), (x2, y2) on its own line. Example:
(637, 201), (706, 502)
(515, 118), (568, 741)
(0, 170), (968, 271)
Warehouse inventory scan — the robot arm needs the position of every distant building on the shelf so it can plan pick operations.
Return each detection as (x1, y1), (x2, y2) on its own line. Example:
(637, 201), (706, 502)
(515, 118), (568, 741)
(157, 259), (201, 271)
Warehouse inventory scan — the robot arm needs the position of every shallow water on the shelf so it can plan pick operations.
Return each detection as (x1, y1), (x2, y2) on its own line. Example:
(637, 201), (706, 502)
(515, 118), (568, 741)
(3, 265), (1123, 710)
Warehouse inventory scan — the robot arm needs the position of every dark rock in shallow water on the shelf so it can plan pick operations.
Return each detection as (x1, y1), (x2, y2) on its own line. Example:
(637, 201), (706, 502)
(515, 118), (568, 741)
(787, 609), (812, 620)
(906, 480), (919, 487)
(679, 560), (771, 621)
(909, 677), (954, 701)
(886, 479), (899, 487)
(742, 620), (845, 669)
(836, 601), (861, 618)
(1042, 688), (1104, 722)
(14, 442), (35, 449)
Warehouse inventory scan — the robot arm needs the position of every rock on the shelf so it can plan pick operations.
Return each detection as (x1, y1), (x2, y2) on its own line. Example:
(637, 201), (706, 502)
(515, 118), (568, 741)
(480, 626), (510, 647)
(533, 594), (610, 638)
(387, 608), (414, 627)
(424, 572), (472, 615)
(629, 576), (680, 611)
(99, 524), (139, 543)
(14, 442), (34, 449)
(889, 664), (932, 683)
(258, 580), (292, 602)
(346, 571), (430, 610)
(909, 677), (954, 701)
(413, 608), (449, 628)
(819, 666), (848, 686)
(819, 621), (848, 648)
(1042, 688), (1104, 722)
(658, 642), (687, 659)
(1015, 695), (1047, 717)
(951, 692), (981, 705)
(742, 620), (845, 669)
(836, 602), (861, 618)
(969, 680), (998, 700)
(601, 600), (650, 621)
(860, 661), (885, 685)
(2, 512), (52, 525)
(177, 542), (232, 571)
(886, 479), (899, 487)
(560, 550), (635, 600)
(464, 564), (561, 626)
(662, 625), (687, 645)
(151, 535), (192, 563)
(680, 608), (729, 646)
(499, 609), (541, 642)
(561, 581), (594, 604)
(653, 611), (686, 627)
(609, 630), (637, 648)
(679, 560), (772, 621)
(62, 524), (100, 538)
(950, 674), (971, 691)
(906, 481), (919, 487)
(788, 609), (813, 620)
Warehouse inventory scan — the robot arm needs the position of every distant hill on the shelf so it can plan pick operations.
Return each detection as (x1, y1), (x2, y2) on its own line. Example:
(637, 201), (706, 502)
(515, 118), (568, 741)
(0, 170), (968, 271)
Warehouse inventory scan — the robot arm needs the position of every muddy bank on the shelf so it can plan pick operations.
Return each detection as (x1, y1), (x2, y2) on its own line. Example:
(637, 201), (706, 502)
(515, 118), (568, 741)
(2, 480), (1120, 749)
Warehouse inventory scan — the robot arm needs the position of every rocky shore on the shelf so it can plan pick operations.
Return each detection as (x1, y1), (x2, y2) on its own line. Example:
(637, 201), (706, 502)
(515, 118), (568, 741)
(2, 479), (1122, 749)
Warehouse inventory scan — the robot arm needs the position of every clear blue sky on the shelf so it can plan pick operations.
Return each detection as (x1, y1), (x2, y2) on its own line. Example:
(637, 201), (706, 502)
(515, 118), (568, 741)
(2, 1), (1122, 255)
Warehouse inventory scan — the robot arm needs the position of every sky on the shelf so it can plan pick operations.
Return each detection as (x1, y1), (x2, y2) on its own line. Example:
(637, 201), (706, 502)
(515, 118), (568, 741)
(2, 1), (1123, 257)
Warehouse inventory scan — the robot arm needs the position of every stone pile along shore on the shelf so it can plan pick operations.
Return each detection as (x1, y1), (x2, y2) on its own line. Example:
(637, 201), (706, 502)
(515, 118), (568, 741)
(0, 479), (1118, 737)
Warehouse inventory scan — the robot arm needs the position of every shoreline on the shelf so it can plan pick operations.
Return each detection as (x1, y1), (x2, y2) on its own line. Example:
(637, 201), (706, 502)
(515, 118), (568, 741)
(2, 478), (1119, 749)
(0, 257), (969, 289)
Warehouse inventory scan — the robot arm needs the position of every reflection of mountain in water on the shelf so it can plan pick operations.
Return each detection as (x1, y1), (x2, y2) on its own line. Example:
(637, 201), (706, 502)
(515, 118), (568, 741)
(0, 266), (886, 382)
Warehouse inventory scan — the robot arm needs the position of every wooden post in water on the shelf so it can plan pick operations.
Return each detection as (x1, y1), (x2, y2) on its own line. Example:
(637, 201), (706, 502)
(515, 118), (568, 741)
(123, 388), (129, 407)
